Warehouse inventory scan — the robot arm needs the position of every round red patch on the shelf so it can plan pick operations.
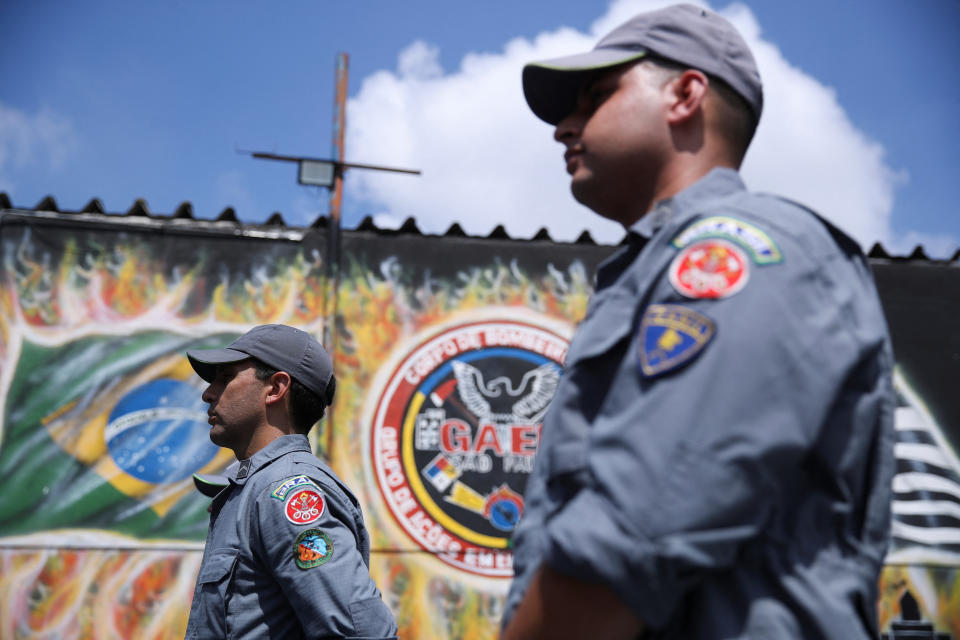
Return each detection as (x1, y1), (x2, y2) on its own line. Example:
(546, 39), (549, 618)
(284, 487), (325, 525)
(668, 238), (749, 299)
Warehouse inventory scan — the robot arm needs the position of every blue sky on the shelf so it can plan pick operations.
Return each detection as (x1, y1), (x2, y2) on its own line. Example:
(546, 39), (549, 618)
(2, 0), (958, 256)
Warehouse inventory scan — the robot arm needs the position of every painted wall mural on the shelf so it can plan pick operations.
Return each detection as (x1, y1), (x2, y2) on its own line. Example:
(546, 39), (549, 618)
(0, 217), (331, 638)
(872, 262), (960, 639)
(330, 232), (602, 638)
(0, 210), (957, 638)
(368, 318), (567, 577)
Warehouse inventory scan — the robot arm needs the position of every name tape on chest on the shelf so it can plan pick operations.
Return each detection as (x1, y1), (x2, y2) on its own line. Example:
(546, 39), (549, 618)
(638, 304), (716, 377)
(294, 528), (334, 569)
(668, 238), (750, 299)
(671, 216), (782, 264)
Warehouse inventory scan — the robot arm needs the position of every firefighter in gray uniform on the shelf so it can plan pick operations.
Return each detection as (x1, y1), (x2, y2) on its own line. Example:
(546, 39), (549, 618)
(184, 324), (397, 639)
(502, 5), (895, 640)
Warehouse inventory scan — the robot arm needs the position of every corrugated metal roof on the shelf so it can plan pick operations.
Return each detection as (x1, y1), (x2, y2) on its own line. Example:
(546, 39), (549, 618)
(1, 191), (957, 261)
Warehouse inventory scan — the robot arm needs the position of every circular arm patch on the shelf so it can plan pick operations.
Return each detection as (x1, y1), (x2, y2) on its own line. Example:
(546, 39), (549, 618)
(294, 529), (333, 569)
(284, 486), (325, 525)
(668, 238), (749, 299)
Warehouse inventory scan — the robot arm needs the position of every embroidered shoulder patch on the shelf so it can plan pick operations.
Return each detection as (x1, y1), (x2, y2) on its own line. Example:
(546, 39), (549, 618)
(284, 486), (325, 525)
(294, 529), (333, 569)
(638, 304), (716, 377)
(669, 238), (749, 299)
(271, 475), (318, 501)
(671, 216), (782, 264)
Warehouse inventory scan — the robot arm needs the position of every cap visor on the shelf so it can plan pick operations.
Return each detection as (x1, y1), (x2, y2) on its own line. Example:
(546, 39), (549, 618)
(186, 347), (250, 383)
(192, 473), (228, 497)
(522, 49), (648, 124)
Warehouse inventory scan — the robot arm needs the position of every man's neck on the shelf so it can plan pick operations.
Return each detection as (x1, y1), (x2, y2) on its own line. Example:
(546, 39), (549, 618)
(235, 423), (295, 460)
(624, 160), (735, 228)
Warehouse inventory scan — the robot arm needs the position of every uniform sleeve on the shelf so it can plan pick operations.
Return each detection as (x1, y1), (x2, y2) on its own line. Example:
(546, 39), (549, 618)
(539, 227), (886, 628)
(250, 475), (397, 639)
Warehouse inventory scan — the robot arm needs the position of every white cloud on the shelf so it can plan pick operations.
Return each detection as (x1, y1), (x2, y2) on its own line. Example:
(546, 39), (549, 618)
(0, 102), (77, 194)
(345, 0), (905, 249)
(728, 3), (903, 248)
(373, 212), (402, 229)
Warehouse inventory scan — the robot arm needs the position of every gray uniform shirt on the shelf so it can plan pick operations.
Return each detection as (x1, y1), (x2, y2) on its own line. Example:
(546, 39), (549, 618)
(503, 168), (895, 638)
(185, 434), (397, 639)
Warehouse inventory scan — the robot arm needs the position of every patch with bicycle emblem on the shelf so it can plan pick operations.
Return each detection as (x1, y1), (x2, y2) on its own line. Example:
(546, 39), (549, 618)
(284, 486), (325, 526)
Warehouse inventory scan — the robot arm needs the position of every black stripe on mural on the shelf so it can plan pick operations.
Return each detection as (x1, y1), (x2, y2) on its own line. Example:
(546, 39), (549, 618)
(895, 490), (960, 504)
(894, 458), (960, 481)
(892, 538), (960, 554)
(894, 430), (939, 447)
(894, 513), (960, 530)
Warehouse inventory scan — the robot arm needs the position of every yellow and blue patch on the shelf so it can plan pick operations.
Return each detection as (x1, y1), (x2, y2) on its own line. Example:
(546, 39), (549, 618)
(271, 475), (319, 501)
(638, 304), (716, 377)
(671, 216), (782, 264)
(294, 528), (333, 569)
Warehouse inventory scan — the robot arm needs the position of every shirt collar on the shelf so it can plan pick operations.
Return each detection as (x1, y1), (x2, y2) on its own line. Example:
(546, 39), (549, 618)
(626, 167), (746, 242)
(232, 434), (312, 484)
(596, 168), (745, 290)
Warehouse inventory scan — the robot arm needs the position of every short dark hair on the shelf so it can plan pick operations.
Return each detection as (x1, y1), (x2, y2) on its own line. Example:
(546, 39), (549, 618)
(705, 73), (757, 164)
(644, 57), (757, 165)
(252, 359), (336, 434)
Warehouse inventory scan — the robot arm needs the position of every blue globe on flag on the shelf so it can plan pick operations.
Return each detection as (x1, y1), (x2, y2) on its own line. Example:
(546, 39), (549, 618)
(105, 378), (218, 483)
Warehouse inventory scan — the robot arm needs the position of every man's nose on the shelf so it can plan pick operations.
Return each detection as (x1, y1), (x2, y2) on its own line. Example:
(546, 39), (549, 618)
(554, 111), (583, 144)
(202, 384), (216, 404)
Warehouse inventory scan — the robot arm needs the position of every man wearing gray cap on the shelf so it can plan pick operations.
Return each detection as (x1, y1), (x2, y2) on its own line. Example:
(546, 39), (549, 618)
(183, 324), (397, 639)
(502, 4), (894, 639)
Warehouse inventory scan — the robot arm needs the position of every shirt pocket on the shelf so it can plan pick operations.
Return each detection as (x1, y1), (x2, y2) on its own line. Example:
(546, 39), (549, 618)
(194, 549), (238, 636)
(563, 290), (637, 368)
(543, 292), (637, 500)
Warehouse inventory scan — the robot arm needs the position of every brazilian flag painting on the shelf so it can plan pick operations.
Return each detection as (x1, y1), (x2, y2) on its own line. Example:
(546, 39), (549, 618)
(0, 215), (324, 547)
(0, 330), (238, 542)
(0, 215), (327, 638)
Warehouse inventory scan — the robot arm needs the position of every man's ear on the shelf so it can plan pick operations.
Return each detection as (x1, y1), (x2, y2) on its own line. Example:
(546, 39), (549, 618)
(264, 371), (292, 406)
(666, 69), (709, 125)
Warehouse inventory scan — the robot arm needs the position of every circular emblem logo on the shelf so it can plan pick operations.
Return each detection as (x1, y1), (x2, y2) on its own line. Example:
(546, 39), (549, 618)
(105, 378), (218, 483)
(285, 487), (325, 525)
(371, 320), (568, 577)
(669, 238), (749, 299)
(294, 529), (333, 569)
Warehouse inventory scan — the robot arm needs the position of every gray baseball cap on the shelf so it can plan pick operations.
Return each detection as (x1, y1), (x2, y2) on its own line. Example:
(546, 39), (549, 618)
(522, 3), (762, 125)
(187, 324), (334, 399)
(192, 460), (240, 498)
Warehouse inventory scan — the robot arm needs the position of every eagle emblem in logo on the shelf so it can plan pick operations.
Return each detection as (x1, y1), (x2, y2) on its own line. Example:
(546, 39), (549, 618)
(370, 319), (569, 577)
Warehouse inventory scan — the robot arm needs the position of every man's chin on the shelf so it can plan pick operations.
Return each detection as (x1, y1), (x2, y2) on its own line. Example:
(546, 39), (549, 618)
(571, 180), (636, 227)
(570, 176), (593, 207)
(208, 426), (228, 448)
(571, 180), (609, 219)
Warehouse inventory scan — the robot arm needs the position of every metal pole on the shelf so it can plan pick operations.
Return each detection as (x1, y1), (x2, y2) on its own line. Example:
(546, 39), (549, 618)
(330, 52), (348, 228)
(324, 52), (348, 459)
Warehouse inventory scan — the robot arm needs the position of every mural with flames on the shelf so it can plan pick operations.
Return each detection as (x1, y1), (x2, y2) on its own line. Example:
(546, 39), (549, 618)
(0, 217), (958, 639)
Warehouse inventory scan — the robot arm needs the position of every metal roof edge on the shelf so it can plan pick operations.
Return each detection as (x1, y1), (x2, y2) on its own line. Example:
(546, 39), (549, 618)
(0, 195), (956, 259)
(0, 208), (305, 241)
